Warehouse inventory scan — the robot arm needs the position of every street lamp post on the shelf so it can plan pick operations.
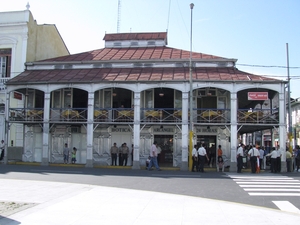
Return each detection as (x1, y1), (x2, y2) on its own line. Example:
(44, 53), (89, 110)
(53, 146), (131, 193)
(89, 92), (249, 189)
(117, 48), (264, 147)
(188, 3), (194, 171)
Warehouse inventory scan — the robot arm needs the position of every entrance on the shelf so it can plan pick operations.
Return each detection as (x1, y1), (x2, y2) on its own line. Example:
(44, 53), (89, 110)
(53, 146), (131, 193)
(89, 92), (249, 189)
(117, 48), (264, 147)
(197, 135), (217, 167)
(154, 135), (173, 167)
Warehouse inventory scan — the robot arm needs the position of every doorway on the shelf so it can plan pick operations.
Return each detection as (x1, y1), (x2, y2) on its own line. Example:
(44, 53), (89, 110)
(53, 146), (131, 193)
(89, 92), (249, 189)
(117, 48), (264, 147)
(197, 135), (217, 167)
(154, 135), (173, 167)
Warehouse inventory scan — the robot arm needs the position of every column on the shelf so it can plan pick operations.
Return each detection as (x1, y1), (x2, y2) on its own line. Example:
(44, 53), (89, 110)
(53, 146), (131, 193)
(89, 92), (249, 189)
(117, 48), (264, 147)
(279, 91), (287, 172)
(41, 92), (50, 166)
(132, 92), (141, 169)
(86, 92), (94, 167)
(229, 91), (238, 172)
(181, 91), (189, 171)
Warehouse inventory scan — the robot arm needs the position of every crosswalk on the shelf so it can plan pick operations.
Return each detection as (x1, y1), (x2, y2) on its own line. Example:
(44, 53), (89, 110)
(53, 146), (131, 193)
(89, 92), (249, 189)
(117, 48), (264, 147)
(228, 175), (300, 196)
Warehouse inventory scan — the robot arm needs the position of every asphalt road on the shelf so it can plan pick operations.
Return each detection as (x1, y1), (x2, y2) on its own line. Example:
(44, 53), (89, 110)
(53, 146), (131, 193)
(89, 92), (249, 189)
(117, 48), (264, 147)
(1, 164), (299, 211)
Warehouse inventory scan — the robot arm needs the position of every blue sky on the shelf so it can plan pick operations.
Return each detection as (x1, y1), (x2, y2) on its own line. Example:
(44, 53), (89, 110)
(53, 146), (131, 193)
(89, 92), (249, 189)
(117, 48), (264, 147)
(3, 0), (300, 97)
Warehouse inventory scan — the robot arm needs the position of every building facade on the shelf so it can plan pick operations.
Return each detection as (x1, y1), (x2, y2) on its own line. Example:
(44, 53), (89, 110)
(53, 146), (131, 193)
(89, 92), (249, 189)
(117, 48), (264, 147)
(0, 8), (69, 152)
(5, 32), (287, 171)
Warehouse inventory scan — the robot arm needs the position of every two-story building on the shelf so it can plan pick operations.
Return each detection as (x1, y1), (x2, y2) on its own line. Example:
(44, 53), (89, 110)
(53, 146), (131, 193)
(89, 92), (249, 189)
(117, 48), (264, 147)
(5, 31), (287, 171)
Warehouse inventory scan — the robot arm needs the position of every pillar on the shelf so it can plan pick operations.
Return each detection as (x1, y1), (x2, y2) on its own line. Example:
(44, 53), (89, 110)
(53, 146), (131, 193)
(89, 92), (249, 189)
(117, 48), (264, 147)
(86, 92), (94, 167)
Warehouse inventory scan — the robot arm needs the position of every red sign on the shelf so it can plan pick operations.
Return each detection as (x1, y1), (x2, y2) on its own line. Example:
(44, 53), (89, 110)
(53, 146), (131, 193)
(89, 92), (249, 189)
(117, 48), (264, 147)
(13, 92), (22, 100)
(248, 92), (268, 100)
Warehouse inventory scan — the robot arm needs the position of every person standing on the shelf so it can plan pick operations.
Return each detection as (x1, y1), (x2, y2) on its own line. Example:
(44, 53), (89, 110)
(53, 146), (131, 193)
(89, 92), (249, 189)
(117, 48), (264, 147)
(147, 141), (161, 171)
(295, 146), (300, 172)
(248, 144), (260, 173)
(197, 143), (209, 172)
(131, 144), (134, 166)
(191, 145), (198, 172)
(71, 147), (77, 164)
(121, 143), (129, 166)
(266, 147), (278, 173)
(63, 143), (70, 164)
(118, 144), (123, 166)
(209, 144), (216, 168)
(217, 145), (223, 161)
(110, 143), (118, 166)
(237, 144), (244, 173)
(0, 140), (5, 161)
(276, 146), (282, 173)
(259, 146), (265, 170)
(286, 149), (292, 172)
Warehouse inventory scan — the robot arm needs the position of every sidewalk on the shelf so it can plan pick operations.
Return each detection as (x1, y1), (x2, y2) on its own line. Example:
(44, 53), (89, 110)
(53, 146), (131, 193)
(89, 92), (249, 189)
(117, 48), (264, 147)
(0, 177), (299, 225)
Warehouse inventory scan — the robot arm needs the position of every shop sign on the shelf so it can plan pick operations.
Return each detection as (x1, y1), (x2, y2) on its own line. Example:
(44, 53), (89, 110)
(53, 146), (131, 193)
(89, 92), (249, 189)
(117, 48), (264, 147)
(248, 92), (268, 100)
(153, 127), (174, 132)
(13, 92), (22, 100)
(196, 128), (217, 133)
(112, 128), (131, 132)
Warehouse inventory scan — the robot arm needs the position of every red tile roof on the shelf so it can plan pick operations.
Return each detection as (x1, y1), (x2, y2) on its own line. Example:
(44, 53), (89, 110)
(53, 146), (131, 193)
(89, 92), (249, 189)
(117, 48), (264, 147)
(8, 67), (277, 84)
(39, 47), (226, 62)
(103, 32), (167, 41)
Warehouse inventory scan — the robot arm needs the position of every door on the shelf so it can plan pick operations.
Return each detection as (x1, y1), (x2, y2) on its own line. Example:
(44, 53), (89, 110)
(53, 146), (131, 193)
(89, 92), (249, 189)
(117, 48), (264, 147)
(154, 135), (173, 167)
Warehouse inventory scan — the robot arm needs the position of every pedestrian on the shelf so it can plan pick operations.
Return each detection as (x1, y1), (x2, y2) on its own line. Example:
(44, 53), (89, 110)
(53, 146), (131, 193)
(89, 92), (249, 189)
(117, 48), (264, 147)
(259, 146), (265, 170)
(131, 144), (134, 166)
(157, 144), (162, 165)
(217, 144), (223, 161)
(295, 145), (300, 172)
(147, 141), (161, 171)
(247, 144), (260, 173)
(286, 149), (292, 172)
(216, 156), (224, 172)
(209, 144), (216, 168)
(236, 143), (244, 173)
(110, 143), (118, 166)
(191, 145), (198, 172)
(0, 140), (5, 161)
(276, 146), (282, 173)
(121, 143), (129, 166)
(71, 147), (77, 164)
(266, 147), (277, 173)
(63, 143), (70, 164)
(118, 144), (123, 166)
(197, 143), (209, 172)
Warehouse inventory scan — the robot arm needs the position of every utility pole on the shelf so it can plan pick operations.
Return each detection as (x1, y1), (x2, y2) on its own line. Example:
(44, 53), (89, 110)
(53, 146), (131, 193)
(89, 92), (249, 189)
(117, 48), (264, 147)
(286, 43), (293, 152)
(188, 3), (194, 171)
(117, 0), (121, 33)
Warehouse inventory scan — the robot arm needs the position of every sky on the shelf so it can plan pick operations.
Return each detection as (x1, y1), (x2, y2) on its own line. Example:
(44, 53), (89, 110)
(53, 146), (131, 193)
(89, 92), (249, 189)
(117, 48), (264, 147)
(2, 0), (300, 98)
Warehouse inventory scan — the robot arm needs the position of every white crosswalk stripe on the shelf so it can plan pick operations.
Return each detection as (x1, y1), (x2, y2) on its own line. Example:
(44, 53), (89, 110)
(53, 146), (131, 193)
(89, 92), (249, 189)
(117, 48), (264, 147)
(228, 175), (300, 197)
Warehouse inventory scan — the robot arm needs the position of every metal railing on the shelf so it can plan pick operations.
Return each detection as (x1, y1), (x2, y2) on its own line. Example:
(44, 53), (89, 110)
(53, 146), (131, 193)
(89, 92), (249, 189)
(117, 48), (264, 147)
(8, 107), (279, 125)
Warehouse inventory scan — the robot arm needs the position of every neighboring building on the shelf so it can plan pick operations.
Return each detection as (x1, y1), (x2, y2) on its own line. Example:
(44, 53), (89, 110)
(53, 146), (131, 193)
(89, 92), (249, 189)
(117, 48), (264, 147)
(5, 31), (287, 171)
(0, 7), (69, 153)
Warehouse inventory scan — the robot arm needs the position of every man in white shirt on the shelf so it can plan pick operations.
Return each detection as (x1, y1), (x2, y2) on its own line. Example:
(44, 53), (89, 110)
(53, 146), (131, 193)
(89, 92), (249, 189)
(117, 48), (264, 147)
(0, 140), (5, 161)
(248, 144), (260, 173)
(237, 143), (244, 173)
(147, 141), (161, 171)
(191, 145), (198, 172)
(197, 143), (209, 172)
(276, 146), (282, 173)
(259, 147), (265, 170)
(266, 147), (278, 173)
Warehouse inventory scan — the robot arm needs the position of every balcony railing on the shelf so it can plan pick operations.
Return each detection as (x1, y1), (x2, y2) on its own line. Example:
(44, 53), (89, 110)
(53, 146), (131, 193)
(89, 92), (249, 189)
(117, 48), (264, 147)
(8, 107), (279, 125)
(237, 109), (279, 124)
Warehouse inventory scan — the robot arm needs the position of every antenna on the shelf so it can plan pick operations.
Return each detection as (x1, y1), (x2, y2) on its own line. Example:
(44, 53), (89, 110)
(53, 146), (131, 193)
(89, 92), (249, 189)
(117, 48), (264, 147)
(117, 0), (121, 33)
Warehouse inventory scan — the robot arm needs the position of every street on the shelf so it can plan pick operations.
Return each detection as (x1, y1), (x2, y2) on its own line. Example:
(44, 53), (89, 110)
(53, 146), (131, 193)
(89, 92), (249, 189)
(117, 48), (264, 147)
(1, 164), (299, 212)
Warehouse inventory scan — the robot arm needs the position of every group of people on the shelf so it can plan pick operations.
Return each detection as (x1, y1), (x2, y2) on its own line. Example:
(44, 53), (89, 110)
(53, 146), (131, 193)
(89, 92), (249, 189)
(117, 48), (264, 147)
(237, 143), (267, 173)
(192, 144), (225, 172)
(63, 143), (77, 164)
(236, 143), (300, 173)
(110, 142), (132, 166)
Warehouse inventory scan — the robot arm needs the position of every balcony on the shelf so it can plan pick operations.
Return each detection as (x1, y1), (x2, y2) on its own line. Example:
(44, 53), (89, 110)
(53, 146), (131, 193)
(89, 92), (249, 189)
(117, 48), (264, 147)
(237, 109), (279, 124)
(8, 107), (279, 125)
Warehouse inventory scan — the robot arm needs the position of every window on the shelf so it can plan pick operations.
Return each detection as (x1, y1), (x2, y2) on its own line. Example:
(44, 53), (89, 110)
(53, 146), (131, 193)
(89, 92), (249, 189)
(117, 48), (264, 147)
(0, 49), (11, 78)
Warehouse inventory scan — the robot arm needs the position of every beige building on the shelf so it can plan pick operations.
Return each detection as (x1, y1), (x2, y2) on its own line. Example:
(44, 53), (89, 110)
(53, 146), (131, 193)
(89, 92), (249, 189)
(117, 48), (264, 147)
(0, 7), (69, 155)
